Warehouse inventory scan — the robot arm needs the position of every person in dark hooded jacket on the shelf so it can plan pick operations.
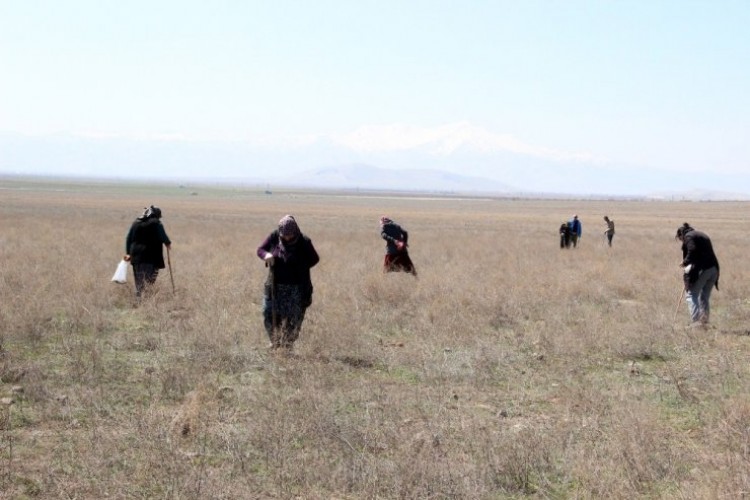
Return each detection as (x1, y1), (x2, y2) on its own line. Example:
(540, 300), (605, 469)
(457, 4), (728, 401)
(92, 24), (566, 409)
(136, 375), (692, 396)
(257, 215), (319, 349)
(125, 205), (172, 298)
(676, 222), (720, 325)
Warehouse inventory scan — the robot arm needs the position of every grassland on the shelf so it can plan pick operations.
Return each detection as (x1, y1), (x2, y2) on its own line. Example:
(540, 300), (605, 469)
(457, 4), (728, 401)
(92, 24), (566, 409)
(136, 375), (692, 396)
(1, 177), (749, 499)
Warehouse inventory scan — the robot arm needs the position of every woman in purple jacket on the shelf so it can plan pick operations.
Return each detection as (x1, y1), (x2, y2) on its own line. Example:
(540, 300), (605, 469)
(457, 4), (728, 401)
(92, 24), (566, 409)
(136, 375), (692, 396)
(257, 215), (319, 349)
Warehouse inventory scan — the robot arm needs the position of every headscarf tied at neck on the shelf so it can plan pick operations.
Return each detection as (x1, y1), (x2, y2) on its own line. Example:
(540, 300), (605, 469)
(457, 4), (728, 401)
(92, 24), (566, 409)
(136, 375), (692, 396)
(277, 215), (301, 261)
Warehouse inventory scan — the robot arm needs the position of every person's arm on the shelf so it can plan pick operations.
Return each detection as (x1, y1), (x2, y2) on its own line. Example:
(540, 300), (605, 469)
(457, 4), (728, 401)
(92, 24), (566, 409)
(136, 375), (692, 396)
(158, 223), (171, 248)
(124, 225), (134, 261)
(257, 231), (278, 263)
(681, 239), (696, 267)
(306, 238), (320, 268)
(381, 227), (398, 244)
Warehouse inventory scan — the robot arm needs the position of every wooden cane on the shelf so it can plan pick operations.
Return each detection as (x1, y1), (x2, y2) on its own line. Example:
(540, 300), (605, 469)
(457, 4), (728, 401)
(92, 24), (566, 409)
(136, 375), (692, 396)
(673, 285), (685, 324)
(266, 262), (278, 346)
(167, 246), (175, 294)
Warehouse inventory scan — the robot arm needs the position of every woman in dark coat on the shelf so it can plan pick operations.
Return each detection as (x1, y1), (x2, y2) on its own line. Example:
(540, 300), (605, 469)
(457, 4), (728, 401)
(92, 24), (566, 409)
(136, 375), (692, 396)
(559, 222), (571, 249)
(257, 215), (319, 349)
(125, 205), (171, 298)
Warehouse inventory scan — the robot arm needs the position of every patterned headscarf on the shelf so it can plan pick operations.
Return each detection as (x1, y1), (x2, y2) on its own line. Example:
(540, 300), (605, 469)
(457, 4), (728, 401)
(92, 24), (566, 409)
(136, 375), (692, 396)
(277, 215), (301, 261)
(278, 215), (300, 238)
(137, 205), (162, 221)
(379, 216), (393, 226)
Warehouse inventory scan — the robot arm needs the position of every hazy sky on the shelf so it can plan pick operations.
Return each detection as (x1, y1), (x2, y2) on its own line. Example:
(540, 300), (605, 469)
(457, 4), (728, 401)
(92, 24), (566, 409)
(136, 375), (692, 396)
(2, 1), (749, 183)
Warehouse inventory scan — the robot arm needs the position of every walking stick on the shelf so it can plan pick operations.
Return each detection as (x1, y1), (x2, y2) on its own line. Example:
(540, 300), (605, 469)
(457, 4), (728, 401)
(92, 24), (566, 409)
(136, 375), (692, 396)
(167, 246), (175, 294)
(673, 284), (685, 323)
(270, 265), (277, 332)
(266, 262), (278, 346)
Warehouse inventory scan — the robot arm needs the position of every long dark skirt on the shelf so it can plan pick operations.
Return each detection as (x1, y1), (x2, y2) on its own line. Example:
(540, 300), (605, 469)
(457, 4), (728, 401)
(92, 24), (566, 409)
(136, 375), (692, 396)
(383, 252), (417, 276)
(263, 283), (307, 348)
(133, 263), (159, 297)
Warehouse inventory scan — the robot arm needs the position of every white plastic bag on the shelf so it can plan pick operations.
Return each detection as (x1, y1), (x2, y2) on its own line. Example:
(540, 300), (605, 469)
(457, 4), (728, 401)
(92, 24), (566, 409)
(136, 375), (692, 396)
(111, 259), (128, 284)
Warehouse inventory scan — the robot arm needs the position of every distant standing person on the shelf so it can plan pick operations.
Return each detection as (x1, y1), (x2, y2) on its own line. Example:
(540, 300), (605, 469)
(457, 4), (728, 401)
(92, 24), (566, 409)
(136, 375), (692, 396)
(257, 215), (319, 349)
(380, 216), (417, 276)
(569, 215), (582, 248)
(603, 216), (615, 247)
(559, 222), (571, 249)
(676, 222), (720, 325)
(125, 205), (172, 299)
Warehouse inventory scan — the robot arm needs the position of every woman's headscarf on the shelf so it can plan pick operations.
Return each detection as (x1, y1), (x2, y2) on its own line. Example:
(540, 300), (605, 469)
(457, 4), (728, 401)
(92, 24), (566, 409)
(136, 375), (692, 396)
(137, 205), (162, 221)
(277, 215), (301, 261)
(279, 215), (300, 238)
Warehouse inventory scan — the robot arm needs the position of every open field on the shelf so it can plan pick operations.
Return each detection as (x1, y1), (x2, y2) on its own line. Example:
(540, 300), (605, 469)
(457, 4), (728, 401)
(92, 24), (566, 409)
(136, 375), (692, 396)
(1, 178), (749, 499)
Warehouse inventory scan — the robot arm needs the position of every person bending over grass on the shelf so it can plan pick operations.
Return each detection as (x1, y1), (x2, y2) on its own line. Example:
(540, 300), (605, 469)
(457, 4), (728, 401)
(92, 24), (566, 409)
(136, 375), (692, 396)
(257, 215), (319, 350)
(380, 216), (417, 276)
(676, 222), (720, 326)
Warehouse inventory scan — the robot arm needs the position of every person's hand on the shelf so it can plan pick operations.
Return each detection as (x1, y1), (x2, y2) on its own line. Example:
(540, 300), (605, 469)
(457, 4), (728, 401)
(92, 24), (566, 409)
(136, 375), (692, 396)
(123, 254), (131, 262)
(263, 253), (275, 266)
(395, 240), (405, 251)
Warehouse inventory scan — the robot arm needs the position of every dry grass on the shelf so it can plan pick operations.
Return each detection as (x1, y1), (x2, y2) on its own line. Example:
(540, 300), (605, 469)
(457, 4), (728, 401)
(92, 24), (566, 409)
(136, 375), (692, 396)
(1, 178), (749, 498)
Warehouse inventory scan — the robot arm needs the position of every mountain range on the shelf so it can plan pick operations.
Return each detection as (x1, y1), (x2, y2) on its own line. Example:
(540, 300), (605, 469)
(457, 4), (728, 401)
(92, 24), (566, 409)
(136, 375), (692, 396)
(1, 130), (748, 200)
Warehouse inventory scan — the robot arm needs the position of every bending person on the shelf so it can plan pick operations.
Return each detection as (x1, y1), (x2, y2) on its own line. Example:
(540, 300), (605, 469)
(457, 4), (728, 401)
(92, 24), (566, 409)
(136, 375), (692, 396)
(380, 216), (417, 276)
(257, 215), (319, 349)
(676, 222), (720, 326)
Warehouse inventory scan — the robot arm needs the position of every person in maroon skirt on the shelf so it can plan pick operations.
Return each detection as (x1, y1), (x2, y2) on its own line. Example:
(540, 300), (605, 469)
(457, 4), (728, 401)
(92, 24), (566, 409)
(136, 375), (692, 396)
(380, 216), (417, 277)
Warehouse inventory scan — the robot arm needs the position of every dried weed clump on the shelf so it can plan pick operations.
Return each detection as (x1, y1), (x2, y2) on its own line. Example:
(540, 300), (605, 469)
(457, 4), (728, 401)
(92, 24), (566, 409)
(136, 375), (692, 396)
(1, 180), (749, 498)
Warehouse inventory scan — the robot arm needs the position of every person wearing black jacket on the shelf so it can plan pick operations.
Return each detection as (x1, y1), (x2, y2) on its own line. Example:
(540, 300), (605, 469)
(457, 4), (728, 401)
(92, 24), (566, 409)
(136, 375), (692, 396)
(125, 205), (172, 298)
(676, 222), (720, 325)
(380, 216), (417, 276)
(257, 215), (319, 349)
(603, 216), (615, 247)
(559, 222), (571, 249)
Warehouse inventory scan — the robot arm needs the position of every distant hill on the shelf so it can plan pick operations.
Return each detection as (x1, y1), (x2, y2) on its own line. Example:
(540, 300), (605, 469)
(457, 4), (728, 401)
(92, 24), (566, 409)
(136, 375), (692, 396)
(280, 164), (516, 194)
(2, 131), (750, 199)
(645, 189), (750, 201)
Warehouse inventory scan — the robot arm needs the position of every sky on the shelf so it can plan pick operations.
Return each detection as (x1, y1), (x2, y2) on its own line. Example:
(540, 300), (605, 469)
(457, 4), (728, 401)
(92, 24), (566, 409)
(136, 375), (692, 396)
(1, 1), (749, 194)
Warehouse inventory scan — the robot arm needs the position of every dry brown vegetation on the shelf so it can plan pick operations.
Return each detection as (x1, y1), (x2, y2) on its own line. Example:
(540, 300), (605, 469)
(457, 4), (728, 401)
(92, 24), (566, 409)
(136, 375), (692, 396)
(1, 178), (749, 499)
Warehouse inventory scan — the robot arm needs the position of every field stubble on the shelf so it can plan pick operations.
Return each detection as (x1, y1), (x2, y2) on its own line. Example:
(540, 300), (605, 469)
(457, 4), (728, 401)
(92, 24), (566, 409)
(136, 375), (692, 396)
(1, 181), (749, 498)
